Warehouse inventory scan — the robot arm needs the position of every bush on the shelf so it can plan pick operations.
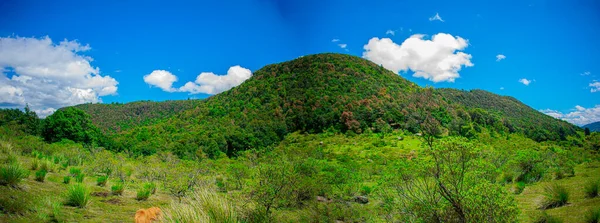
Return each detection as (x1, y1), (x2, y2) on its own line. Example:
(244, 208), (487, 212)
(0, 163), (29, 187)
(35, 170), (47, 182)
(96, 176), (108, 187)
(534, 211), (563, 223)
(540, 184), (569, 209)
(360, 185), (372, 196)
(136, 187), (152, 201)
(513, 181), (526, 194)
(63, 176), (71, 184)
(585, 179), (600, 198)
(111, 182), (124, 195)
(75, 173), (85, 183)
(162, 188), (240, 223)
(65, 183), (90, 208)
(69, 167), (81, 177)
(585, 207), (600, 223)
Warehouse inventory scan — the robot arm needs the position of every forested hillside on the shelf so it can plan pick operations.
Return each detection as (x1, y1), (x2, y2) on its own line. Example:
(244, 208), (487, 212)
(584, 121), (600, 132)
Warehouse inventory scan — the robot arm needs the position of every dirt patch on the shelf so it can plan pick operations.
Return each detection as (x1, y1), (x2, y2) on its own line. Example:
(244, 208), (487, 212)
(103, 198), (122, 205)
(91, 191), (109, 197)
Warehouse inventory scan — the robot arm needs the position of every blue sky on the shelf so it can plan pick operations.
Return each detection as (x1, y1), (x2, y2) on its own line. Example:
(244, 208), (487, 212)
(0, 0), (599, 125)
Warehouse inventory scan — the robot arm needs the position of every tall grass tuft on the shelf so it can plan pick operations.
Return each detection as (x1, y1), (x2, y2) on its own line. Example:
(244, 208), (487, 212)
(540, 184), (569, 209)
(65, 183), (90, 208)
(162, 188), (240, 223)
(30, 158), (39, 170)
(136, 187), (151, 201)
(35, 169), (47, 182)
(143, 182), (157, 194)
(586, 207), (600, 223)
(75, 173), (85, 183)
(63, 176), (71, 184)
(585, 179), (600, 198)
(69, 167), (81, 177)
(111, 181), (124, 195)
(534, 211), (563, 223)
(96, 175), (108, 187)
(40, 159), (53, 173)
(0, 163), (29, 187)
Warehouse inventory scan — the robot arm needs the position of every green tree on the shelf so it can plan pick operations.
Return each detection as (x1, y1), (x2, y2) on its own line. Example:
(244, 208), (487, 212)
(42, 107), (101, 144)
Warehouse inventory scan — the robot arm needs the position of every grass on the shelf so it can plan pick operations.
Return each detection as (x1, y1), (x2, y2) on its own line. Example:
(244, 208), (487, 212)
(64, 183), (91, 208)
(540, 184), (570, 209)
(534, 211), (564, 223)
(163, 188), (241, 223)
(96, 175), (108, 187)
(586, 207), (600, 223)
(30, 158), (39, 170)
(585, 179), (600, 198)
(34, 169), (47, 182)
(0, 163), (29, 187)
(69, 167), (81, 177)
(74, 173), (84, 183)
(111, 181), (124, 195)
(136, 186), (152, 201)
(144, 181), (157, 194)
(63, 176), (71, 184)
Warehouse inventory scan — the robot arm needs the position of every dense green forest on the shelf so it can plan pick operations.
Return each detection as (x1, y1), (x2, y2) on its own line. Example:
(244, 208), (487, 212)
(1, 53), (599, 222)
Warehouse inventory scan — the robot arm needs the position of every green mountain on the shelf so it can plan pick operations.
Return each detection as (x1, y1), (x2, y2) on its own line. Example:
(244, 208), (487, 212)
(98, 53), (579, 158)
(583, 121), (600, 132)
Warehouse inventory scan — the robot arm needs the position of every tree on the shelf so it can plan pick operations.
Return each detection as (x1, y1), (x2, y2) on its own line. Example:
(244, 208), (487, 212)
(585, 127), (591, 136)
(42, 107), (101, 144)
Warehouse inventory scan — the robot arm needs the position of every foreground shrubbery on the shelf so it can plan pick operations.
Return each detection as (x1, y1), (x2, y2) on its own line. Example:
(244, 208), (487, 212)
(540, 184), (569, 209)
(0, 163), (28, 187)
(65, 183), (90, 208)
(163, 188), (241, 223)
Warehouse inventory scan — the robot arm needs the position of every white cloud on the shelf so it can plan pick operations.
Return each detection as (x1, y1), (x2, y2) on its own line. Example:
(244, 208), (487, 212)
(590, 81), (600, 92)
(179, 65), (252, 95)
(500, 87), (505, 90)
(496, 54), (506, 61)
(362, 33), (473, 82)
(332, 39), (340, 42)
(386, 30), (395, 36)
(541, 105), (600, 126)
(429, 13), (444, 22)
(143, 70), (178, 92)
(581, 71), (591, 76)
(0, 36), (118, 117)
(519, 78), (531, 86)
(338, 43), (347, 49)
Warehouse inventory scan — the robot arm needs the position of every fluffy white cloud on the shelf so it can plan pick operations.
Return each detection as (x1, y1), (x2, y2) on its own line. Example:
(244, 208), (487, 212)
(590, 81), (600, 92)
(0, 36), (118, 117)
(429, 13), (444, 22)
(178, 65), (252, 95)
(385, 30), (395, 36)
(496, 54), (506, 61)
(143, 70), (178, 92)
(581, 71), (591, 76)
(519, 78), (531, 86)
(331, 39), (340, 42)
(362, 33), (473, 82)
(338, 43), (347, 49)
(541, 105), (600, 126)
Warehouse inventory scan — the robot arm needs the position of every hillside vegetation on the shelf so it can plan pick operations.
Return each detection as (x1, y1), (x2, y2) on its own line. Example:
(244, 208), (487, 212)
(1, 53), (598, 223)
(584, 121), (600, 132)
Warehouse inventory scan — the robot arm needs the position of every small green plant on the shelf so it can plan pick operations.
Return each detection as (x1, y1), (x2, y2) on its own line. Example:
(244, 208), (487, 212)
(540, 184), (569, 209)
(63, 176), (71, 184)
(65, 183), (90, 208)
(585, 179), (600, 198)
(360, 185), (373, 196)
(96, 175), (108, 187)
(585, 207), (600, 223)
(61, 161), (68, 170)
(35, 169), (47, 182)
(143, 182), (157, 194)
(136, 187), (152, 201)
(513, 181), (526, 194)
(111, 182), (125, 195)
(69, 167), (81, 177)
(216, 176), (226, 192)
(0, 163), (29, 187)
(534, 211), (563, 223)
(40, 160), (53, 173)
(75, 173), (85, 183)
(30, 159), (39, 170)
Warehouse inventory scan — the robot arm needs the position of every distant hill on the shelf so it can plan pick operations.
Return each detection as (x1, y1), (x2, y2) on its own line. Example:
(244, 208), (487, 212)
(103, 53), (580, 157)
(437, 89), (579, 141)
(67, 100), (201, 133)
(583, 121), (600, 132)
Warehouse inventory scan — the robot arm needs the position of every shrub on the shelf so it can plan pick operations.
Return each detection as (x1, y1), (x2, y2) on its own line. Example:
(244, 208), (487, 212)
(65, 183), (90, 208)
(111, 182), (124, 195)
(585, 207), (600, 223)
(513, 181), (526, 194)
(360, 185), (372, 196)
(585, 179), (600, 198)
(0, 163), (29, 187)
(63, 176), (71, 184)
(69, 167), (81, 177)
(534, 211), (563, 223)
(31, 158), (39, 170)
(75, 173), (85, 183)
(136, 187), (151, 201)
(540, 184), (569, 209)
(35, 170), (47, 182)
(96, 176), (108, 187)
(162, 188), (240, 223)
(143, 182), (157, 194)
